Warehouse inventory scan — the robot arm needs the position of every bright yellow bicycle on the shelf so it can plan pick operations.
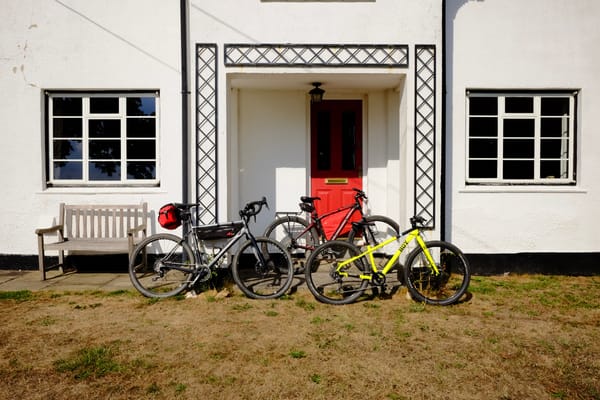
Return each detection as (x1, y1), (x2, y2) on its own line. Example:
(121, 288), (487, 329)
(304, 216), (471, 305)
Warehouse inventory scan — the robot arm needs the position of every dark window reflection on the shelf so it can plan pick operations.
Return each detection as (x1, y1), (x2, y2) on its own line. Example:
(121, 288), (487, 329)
(53, 97), (82, 116)
(89, 140), (120, 159)
(316, 112), (331, 171)
(469, 97), (497, 116)
(127, 140), (155, 159)
(341, 111), (356, 170)
(503, 160), (534, 179)
(469, 160), (497, 178)
(90, 97), (119, 113)
(505, 97), (533, 113)
(53, 119), (82, 138)
(127, 162), (156, 179)
(54, 161), (82, 179)
(89, 162), (120, 180)
(541, 98), (569, 116)
(127, 118), (156, 137)
(127, 97), (156, 116)
(89, 120), (120, 138)
(53, 140), (82, 159)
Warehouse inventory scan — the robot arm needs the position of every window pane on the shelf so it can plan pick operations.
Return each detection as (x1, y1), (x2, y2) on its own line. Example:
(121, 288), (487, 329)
(541, 98), (569, 116)
(54, 161), (82, 179)
(504, 139), (534, 158)
(469, 160), (497, 178)
(503, 160), (534, 179)
(89, 120), (120, 138)
(541, 160), (568, 179)
(504, 119), (534, 137)
(127, 97), (156, 116)
(469, 138), (497, 158)
(469, 97), (497, 115)
(341, 111), (356, 170)
(541, 118), (568, 138)
(316, 112), (331, 171)
(127, 140), (155, 159)
(90, 97), (119, 114)
(505, 97), (533, 113)
(89, 162), (120, 180)
(127, 162), (156, 179)
(89, 140), (120, 159)
(541, 139), (568, 158)
(127, 118), (156, 138)
(53, 118), (82, 138)
(469, 117), (497, 137)
(53, 97), (82, 116)
(53, 140), (82, 159)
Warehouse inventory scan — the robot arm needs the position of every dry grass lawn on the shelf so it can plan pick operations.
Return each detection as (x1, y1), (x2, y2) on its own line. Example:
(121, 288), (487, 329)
(1, 274), (599, 400)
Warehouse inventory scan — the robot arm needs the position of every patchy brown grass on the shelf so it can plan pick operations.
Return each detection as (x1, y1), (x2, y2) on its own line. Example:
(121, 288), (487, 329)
(1, 274), (599, 400)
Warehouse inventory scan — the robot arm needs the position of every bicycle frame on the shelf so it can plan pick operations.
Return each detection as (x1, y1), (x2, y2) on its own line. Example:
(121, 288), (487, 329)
(337, 228), (440, 280)
(173, 218), (267, 287)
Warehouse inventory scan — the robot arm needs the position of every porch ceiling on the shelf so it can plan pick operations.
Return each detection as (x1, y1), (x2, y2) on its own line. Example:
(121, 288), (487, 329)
(228, 72), (405, 91)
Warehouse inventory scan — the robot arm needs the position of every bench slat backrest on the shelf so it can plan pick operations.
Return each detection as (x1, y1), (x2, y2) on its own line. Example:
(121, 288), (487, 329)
(59, 203), (147, 240)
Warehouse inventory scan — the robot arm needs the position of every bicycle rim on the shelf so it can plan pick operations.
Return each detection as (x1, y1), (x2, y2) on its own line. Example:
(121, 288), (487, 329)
(231, 237), (293, 299)
(264, 216), (317, 273)
(404, 241), (470, 305)
(129, 234), (195, 298)
(304, 241), (369, 305)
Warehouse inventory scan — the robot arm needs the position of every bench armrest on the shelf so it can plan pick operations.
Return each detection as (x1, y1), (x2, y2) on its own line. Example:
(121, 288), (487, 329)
(35, 225), (63, 235)
(127, 224), (147, 236)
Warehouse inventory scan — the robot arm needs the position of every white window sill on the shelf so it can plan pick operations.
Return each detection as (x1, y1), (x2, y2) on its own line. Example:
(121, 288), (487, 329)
(459, 185), (587, 194)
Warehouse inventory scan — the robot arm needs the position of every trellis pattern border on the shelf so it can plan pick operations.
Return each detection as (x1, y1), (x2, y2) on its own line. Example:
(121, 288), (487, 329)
(224, 43), (409, 67)
(195, 43), (218, 224)
(414, 45), (436, 228)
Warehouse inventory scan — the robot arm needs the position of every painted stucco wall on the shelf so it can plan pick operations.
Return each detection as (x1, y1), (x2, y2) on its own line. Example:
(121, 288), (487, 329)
(447, 0), (600, 254)
(0, 0), (183, 254)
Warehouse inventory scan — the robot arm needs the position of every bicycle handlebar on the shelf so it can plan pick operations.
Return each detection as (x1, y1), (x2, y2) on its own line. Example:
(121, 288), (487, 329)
(240, 197), (269, 219)
(352, 188), (367, 200)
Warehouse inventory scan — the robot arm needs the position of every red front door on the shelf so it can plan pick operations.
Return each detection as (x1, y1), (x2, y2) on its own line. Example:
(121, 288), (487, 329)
(310, 100), (363, 214)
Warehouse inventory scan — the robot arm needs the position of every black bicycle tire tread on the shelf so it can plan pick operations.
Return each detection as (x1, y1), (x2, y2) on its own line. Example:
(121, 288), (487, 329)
(231, 236), (294, 300)
(128, 233), (195, 298)
(304, 240), (369, 305)
(403, 240), (471, 306)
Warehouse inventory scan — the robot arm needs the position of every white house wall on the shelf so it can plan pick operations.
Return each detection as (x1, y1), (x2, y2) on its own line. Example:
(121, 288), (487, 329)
(448, 0), (600, 255)
(0, 0), (184, 256)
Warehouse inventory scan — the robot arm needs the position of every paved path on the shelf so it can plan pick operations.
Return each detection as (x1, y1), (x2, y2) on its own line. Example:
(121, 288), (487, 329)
(0, 269), (133, 292)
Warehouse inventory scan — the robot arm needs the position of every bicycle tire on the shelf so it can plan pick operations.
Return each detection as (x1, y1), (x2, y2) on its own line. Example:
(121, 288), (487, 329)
(263, 215), (319, 273)
(347, 215), (400, 270)
(403, 240), (470, 305)
(231, 237), (294, 299)
(304, 240), (369, 305)
(129, 233), (195, 298)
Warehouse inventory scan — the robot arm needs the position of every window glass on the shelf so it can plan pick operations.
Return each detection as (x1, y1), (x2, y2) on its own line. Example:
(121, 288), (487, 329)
(53, 97), (82, 116)
(316, 112), (331, 171)
(466, 91), (576, 184)
(90, 97), (119, 114)
(505, 97), (533, 113)
(341, 111), (356, 170)
(47, 92), (158, 186)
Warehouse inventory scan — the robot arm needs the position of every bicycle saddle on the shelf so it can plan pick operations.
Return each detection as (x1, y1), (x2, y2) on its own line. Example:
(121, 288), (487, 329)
(300, 196), (321, 203)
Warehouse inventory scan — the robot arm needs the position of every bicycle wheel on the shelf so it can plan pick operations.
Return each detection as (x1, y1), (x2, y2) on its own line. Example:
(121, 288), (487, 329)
(263, 215), (319, 273)
(304, 240), (369, 305)
(129, 233), (195, 298)
(348, 215), (400, 270)
(231, 237), (294, 299)
(403, 240), (470, 305)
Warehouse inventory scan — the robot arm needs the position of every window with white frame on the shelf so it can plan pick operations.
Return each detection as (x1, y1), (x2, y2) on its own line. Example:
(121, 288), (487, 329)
(46, 92), (158, 186)
(466, 91), (576, 184)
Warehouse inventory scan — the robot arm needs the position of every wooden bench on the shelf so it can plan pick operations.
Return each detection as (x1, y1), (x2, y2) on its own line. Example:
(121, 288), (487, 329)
(35, 203), (148, 280)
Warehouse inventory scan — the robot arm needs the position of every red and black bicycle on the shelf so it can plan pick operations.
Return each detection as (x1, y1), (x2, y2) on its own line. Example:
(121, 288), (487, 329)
(263, 188), (399, 273)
